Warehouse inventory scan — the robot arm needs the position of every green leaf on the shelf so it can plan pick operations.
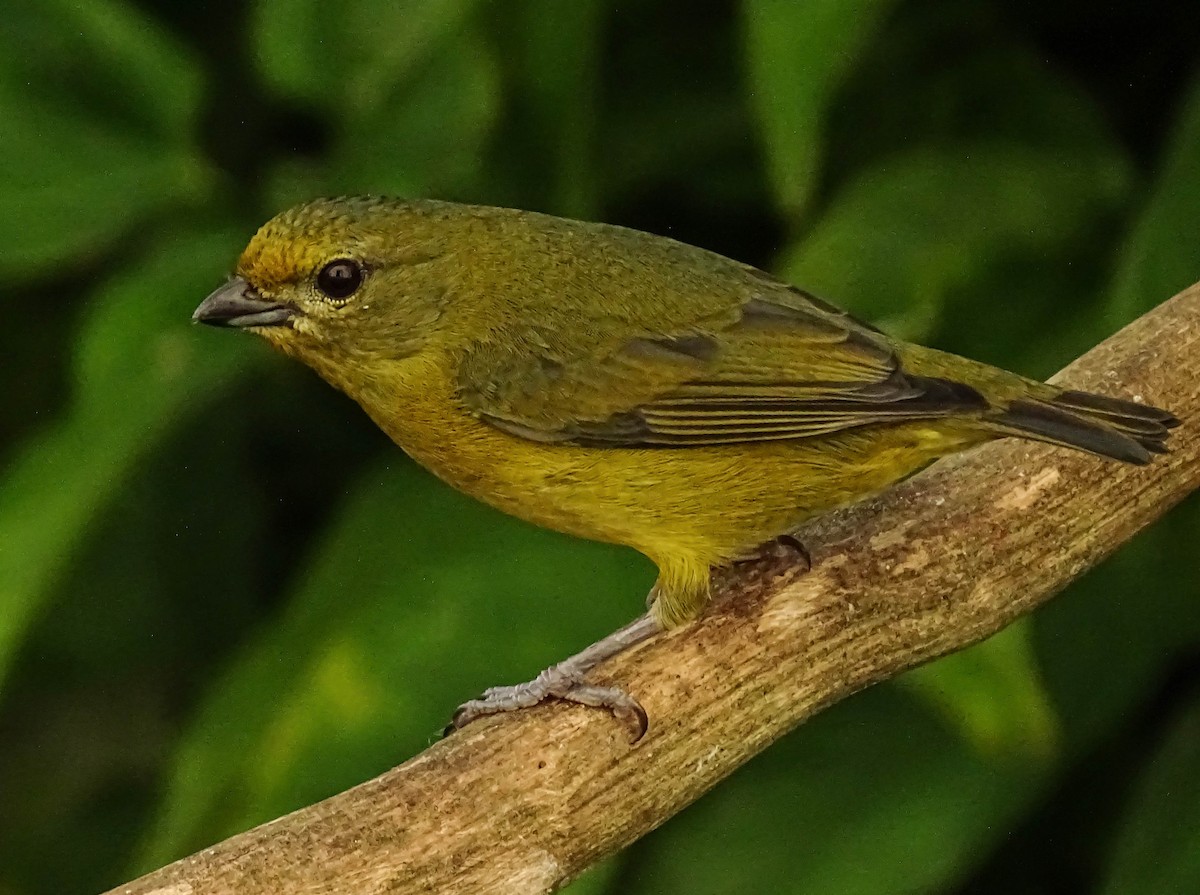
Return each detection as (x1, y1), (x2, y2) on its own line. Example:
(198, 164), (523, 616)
(897, 623), (1060, 766)
(627, 686), (1035, 895)
(252, 0), (483, 117)
(0, 100), (210, 277)
(1033, 507), (1200, 757)
(827, 10), (1124, 181)
(333, 35), (501, 197)
(0, 229), (259, 694)
(561, 857), (622, 895)
(133, 459), (653, 869)
(0, 410), (267, 895)
(1101, 699), (1200, 895)
(1, 0), (203, 139)
(499, 0), (608, 217)
(741, 0), (895, 217)
(265, 33), (501, 208)
(777, 143), (1131, 339)
(1108, 72), (1200, 320)
(0, 0), (211, 277)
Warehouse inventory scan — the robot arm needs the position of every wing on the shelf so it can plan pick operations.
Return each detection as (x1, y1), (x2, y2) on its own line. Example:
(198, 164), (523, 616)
(458, 287), (987, 447)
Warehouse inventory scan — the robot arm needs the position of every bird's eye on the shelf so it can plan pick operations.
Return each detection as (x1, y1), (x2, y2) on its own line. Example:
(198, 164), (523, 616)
(316, 259), (364, 301)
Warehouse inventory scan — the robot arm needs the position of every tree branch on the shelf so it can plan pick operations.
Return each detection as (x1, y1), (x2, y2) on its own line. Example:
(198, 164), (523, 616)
(110, 283), (1200, 895)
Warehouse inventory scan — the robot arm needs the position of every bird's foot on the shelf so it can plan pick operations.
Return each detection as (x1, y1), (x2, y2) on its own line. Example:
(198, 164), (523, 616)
(448, 665), (647, 741)
(736, 533), (811, 572)
(445, 614), (660, 741)
(713, 534), (812, 599)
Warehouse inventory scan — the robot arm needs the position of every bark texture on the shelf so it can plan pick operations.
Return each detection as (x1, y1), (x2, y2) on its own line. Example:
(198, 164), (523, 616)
(110, 283), (1200, 895)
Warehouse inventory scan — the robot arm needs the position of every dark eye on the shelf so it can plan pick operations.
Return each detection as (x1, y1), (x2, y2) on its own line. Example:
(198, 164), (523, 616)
(316, 259), (364, 300)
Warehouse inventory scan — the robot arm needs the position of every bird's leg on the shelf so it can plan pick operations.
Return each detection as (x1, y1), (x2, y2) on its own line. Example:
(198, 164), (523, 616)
(448, 537), (807, 740)
(447, 613), (661, 741)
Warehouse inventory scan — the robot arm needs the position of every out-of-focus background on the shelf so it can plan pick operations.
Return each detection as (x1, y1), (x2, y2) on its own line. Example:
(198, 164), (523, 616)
(2, 1), (1199, 893)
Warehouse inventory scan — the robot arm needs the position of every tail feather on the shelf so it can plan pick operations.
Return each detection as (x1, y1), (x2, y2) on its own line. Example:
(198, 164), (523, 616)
(1054, 390), (1180, 431)
(988, 391), (1179, 466)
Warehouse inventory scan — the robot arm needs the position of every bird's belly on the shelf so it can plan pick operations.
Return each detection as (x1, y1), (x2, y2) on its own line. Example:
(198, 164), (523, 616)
(385, 403), (975, 568)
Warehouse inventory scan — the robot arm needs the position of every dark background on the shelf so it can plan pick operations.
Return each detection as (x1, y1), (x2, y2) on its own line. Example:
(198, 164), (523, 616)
(2, 1), (1199, 893)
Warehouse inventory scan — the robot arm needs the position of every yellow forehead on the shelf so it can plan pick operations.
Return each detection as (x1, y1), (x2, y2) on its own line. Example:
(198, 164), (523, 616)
(237, 233), (318, 293)
(235, 197), (389, 293)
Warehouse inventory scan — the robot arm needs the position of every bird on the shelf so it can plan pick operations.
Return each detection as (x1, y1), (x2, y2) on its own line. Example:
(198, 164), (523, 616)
(193, 196), (1177, 737)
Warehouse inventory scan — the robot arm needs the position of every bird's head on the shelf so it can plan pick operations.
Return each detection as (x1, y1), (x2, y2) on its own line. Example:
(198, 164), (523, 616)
(193, 197), (453, 382)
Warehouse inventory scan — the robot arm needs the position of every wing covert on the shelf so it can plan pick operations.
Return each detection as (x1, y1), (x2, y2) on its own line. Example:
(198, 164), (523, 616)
(459, 288), (985, 447)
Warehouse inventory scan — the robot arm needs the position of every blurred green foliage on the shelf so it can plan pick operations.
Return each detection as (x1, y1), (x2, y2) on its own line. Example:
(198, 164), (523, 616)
(1, 2), (1198, 893)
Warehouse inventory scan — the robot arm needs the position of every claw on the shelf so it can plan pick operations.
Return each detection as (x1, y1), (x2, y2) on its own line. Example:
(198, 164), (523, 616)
(732, 533), (811, 570)
(442, 614), (661, 742)
(715, 533), (812, 599)
(447, 672), (648, 742)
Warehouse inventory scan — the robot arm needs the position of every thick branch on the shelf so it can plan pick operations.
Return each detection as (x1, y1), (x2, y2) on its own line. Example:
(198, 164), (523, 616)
(111, 283), (1200, 895)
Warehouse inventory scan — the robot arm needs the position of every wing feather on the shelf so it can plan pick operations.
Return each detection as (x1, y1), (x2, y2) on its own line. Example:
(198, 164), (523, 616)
(459, 287), (985, 447)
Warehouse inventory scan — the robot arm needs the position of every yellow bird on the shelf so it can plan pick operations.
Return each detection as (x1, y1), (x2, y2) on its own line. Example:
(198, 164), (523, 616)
(194, 197), (1176, 735)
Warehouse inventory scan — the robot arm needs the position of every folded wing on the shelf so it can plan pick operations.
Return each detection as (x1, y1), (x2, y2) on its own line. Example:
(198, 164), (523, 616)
(459, 290), (987, 447)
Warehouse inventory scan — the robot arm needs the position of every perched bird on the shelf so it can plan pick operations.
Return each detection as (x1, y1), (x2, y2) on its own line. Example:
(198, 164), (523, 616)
(194, 196), (1177, 736)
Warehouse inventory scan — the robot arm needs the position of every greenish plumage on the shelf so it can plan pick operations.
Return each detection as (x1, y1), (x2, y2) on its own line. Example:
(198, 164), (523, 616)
(197, 196), (1178, 633)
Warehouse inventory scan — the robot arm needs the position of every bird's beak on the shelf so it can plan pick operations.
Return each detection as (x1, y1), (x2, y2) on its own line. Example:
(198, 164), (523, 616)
(193, 277), (294, 328)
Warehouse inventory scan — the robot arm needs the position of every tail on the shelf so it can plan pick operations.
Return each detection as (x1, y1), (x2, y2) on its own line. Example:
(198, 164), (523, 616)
(988, 390), (1180, 465)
